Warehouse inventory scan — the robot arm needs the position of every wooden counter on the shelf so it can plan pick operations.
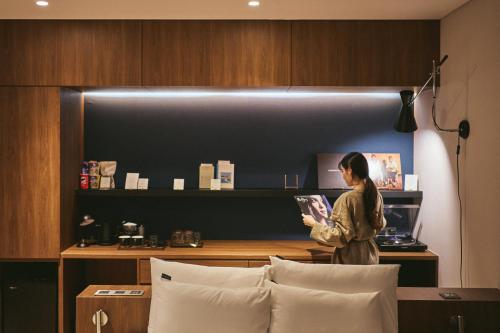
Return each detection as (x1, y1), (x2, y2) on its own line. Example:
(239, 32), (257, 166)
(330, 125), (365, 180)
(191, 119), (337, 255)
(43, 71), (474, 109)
(61, 240), (438, 261)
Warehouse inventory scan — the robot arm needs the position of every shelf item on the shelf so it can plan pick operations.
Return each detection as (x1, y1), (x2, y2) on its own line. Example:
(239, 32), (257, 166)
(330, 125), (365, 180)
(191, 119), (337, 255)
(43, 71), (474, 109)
(76, 189), (423, 199)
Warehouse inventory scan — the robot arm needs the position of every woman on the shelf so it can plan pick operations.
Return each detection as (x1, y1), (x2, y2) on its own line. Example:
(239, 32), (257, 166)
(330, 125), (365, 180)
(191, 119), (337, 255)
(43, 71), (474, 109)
(303, 152), (386, 264)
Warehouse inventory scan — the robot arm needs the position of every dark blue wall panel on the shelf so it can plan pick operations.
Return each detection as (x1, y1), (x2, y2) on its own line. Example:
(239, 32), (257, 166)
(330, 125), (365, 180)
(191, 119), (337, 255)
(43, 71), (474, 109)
(82, 90), (413, 240)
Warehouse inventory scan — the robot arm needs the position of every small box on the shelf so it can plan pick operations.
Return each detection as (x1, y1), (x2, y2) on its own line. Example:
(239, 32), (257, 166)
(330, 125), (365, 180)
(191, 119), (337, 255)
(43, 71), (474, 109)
(217, 160), (234, 190)
(173, 178), (184, 190)
(404, 174), (419, 191)
(199, 163), (214, 189)
(137, 178), (149, 190)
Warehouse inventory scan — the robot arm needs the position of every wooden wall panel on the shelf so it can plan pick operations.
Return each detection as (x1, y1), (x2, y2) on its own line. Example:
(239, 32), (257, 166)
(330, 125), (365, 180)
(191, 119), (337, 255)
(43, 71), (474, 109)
(0, 21), (60, 86)
(143, 20), (291, 86)
(0, 87), (61, 259)
(58, 21), (142, 86)
(0, 21), (142, 86)
(1, 20), (439, 87)
(291, 20), (440, 86)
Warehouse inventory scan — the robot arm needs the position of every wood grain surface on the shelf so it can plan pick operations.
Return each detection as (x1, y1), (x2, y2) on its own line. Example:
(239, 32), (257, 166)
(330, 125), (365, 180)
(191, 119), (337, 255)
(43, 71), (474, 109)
(76, 285), (151, 333)
(0, 20), (142, 86)
(291, 20), (440, 86)
(75, 285), (500, 333)
(0, 87), (61, 259)
(398, 288), (500, 333)
(61, 240), (438, 261)
(142, 20), (291, 86)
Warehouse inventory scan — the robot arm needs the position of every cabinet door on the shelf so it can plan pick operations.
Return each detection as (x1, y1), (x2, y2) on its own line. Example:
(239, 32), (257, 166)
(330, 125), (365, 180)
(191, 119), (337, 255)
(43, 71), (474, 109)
(76, 287), (151, 333)
(0, 21), (60, 86)
(291, 20), (440, 86)
(58, 21), (142, 86)
(0, 21), (142, 86)
(142, 20), (291, 86)
(0, 87), (61, 259)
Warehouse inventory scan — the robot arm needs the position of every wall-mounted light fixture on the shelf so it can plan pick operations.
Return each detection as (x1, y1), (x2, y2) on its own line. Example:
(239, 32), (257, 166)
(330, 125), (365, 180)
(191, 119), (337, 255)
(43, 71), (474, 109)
(396, 55), (470, 288)
(394, 55), (470, 139)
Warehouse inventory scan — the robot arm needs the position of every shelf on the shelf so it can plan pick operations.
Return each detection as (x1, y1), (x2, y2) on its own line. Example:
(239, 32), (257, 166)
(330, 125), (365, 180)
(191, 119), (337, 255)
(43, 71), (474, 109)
(75, 189), (422, 199)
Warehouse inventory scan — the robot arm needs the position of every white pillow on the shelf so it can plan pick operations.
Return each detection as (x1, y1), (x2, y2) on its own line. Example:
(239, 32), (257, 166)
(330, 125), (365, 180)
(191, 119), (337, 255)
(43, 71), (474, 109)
(149, 258), (269, 332)
(150, 281), (271, 333)
(267, 281), (383, 333)
(268, 256), (399, 333)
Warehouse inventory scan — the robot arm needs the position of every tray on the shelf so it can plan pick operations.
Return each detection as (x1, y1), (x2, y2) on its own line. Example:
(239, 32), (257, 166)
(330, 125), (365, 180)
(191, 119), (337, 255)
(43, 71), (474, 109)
(169, 241), (204, 248)
(118, 242), (166, 250)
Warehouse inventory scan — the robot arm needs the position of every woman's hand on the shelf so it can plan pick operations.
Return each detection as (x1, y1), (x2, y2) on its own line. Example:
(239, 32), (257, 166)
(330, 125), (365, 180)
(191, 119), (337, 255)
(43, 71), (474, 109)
(302, 214), (317, 228)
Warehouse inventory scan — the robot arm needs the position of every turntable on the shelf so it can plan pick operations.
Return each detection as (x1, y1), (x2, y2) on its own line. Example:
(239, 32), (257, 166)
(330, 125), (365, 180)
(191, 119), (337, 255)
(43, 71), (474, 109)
(376, 204), (428, 252)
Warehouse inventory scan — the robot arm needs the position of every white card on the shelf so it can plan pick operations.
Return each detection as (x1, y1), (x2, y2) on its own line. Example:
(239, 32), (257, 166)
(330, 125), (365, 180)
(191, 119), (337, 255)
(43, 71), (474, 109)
(173, 178), (184, 190)
(125, 173), (140, 190)
(99, 176), (111, 190)
(404, 174), (419, 191)
(137, 178), (149, 190)
(210, 178), (221, 190)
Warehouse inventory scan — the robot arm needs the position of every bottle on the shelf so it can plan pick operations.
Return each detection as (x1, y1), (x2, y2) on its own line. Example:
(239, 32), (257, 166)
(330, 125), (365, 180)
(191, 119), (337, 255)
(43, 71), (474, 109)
(138, 224), (145, 237)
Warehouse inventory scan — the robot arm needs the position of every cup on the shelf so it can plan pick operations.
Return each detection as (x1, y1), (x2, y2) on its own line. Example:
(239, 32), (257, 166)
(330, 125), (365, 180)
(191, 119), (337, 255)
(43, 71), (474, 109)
(193, 232), (201, 245)
(184, 230), (194, 244)
(132, 235), (144, 247)
(119, 235), (131, 247)
(149, 234), (159, 248)
(171, 230), (183, 244)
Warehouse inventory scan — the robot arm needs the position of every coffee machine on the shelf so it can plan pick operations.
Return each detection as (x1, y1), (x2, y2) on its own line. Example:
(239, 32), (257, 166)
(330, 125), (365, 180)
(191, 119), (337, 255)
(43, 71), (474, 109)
(77, 215), (116, 247)
(77, 215), (96, 248)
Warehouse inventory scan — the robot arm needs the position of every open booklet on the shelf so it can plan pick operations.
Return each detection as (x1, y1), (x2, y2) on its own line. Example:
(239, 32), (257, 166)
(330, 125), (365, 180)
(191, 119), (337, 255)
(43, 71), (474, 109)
(294, 195), (334, 227)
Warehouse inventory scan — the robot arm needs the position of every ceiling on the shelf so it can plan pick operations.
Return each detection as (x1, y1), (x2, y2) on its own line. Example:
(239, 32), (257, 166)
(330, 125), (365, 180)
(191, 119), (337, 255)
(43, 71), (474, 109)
(0, 0), (469, 20)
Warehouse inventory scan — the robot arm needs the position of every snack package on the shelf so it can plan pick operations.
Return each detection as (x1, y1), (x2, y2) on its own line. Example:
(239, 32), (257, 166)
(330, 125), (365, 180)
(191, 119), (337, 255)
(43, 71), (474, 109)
(99, 161), (117, 189)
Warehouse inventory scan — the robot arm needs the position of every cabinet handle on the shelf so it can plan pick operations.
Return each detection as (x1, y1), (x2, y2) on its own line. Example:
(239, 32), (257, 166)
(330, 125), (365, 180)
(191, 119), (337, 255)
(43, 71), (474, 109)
(92, 309), (108, 333)
(450, 315), (465, 333)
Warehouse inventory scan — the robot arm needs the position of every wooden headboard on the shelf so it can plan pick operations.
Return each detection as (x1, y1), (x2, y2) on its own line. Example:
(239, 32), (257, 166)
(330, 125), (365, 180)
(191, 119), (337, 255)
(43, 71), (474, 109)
(76, 285), (500, 333)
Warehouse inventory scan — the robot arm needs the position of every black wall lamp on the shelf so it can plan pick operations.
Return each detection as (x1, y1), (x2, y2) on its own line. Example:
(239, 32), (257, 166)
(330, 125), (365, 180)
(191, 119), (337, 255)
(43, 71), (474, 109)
(396, 55), (470, 288)
(395, 55), (470, 139)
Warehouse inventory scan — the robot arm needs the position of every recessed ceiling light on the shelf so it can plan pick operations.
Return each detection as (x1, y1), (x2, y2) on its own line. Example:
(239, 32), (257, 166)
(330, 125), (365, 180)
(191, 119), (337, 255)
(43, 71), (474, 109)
(248, 1), (260, 7)
(36, 1), (49, 7)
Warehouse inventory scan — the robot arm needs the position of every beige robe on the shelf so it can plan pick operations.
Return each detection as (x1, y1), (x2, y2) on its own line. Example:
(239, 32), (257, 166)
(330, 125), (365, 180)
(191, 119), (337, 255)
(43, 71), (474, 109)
(310, 189), (386, 265)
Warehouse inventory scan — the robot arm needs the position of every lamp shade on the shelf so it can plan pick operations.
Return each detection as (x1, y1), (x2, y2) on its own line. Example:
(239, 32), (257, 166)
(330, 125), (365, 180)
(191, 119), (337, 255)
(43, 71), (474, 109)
(394, 90), (417, 132)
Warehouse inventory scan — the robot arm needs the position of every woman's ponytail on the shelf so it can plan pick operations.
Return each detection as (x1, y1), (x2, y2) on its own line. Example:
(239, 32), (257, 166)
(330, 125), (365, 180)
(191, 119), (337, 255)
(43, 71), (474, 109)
(363, 177), (381, 229)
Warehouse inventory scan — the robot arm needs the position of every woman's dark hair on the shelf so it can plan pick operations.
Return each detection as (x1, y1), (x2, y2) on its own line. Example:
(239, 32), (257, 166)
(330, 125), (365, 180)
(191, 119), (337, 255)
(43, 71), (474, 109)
(338, 152), (381, 229)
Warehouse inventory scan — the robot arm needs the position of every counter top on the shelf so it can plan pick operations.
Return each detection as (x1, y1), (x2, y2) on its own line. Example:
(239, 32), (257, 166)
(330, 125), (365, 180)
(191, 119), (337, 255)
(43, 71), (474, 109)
(61, 240), (438, 261)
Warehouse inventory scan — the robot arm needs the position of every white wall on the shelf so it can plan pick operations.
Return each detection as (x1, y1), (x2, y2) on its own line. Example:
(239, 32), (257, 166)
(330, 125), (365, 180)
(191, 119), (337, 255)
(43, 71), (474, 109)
(414, 0), (500, 287)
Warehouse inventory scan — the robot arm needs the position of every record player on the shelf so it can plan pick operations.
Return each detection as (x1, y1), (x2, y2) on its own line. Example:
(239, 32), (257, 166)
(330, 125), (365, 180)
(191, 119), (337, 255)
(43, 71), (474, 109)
(376, 204), (428, 252)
